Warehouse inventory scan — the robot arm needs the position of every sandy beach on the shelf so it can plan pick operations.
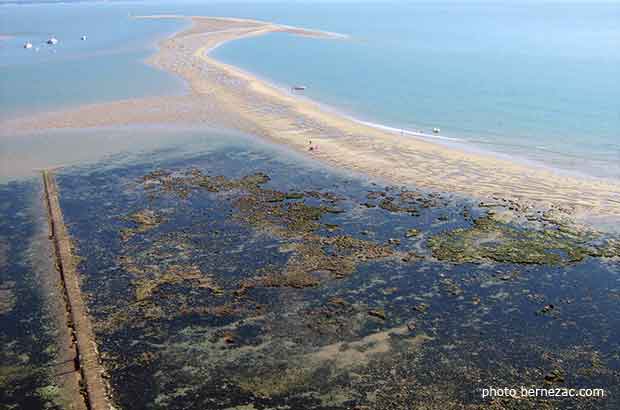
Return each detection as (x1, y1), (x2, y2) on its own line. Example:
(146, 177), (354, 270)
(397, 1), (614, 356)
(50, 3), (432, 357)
(2, 15), (619, 226)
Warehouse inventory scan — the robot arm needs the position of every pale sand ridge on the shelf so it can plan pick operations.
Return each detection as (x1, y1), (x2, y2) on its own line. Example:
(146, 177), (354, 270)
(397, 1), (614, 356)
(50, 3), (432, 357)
(2, 16), (619, 225)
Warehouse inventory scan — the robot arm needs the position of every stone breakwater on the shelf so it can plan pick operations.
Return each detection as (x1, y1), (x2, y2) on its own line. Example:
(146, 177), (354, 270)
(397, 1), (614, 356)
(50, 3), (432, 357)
(43, 170), (113, 410)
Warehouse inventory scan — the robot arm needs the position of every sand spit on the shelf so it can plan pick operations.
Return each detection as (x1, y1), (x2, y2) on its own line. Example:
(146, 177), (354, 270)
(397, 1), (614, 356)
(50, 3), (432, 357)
(2, 16), (620, 226)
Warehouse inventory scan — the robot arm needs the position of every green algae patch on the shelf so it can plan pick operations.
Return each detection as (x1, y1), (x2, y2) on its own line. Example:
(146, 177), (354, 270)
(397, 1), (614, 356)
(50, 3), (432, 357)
(237, 367), (316, 398)
(139, 170), (398, 288)
(120, 209), (164, 242)
(255, 264), (323, 289)
(0, 243), (12, 315)
(36, 384), (61, 402)
(250, 235), (394, 290)
(405, 228), (420, 238)
(133, 264), (219, 302)
(427, 215), (616, 265)
(0, 364), (27, 389)
(231, 326), (431, 402)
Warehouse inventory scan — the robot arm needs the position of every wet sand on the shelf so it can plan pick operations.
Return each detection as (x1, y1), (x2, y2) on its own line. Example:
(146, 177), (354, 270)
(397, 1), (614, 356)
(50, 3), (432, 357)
(2, 16), (619, 226)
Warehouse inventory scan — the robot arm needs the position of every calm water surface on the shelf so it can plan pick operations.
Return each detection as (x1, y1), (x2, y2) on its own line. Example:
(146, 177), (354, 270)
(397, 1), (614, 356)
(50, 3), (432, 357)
(1, 1), (619, 176)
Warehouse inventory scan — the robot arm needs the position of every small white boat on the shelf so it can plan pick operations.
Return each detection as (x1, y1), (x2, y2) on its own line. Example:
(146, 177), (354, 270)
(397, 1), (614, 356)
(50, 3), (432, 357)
(292, 85), (307, 91)
(81, 35), (87, 41)
(24, 41), (33, 49)
(432, 127), (441, 134)
(47, 37), (58, 45)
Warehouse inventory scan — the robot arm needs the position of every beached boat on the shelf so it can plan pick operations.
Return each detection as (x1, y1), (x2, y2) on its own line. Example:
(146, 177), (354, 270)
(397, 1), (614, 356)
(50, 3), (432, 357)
(47, 37), (58, 45)
(292, 85), (307, 91)
(23, 41), (33, 49)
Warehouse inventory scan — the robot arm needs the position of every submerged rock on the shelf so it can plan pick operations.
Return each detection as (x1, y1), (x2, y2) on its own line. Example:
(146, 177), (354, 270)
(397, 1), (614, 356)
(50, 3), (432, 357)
(544, 369), (565, 384)
(405, 228), (420, 238)
(132, 264), (220, 302)
(368, 309), (387, 320)
(121, 209), (164, 241)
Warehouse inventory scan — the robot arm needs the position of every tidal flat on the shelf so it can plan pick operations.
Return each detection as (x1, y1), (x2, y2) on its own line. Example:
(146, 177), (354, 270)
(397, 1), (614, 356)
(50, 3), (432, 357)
(47, 133), (620, 410)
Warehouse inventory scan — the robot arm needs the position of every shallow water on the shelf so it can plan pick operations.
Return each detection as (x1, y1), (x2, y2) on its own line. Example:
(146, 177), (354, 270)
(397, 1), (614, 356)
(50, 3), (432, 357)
(0, 180), (67, 409)
(2, 1), (618, 179)
(51, 130), (620, 409)
(0, 125), (252, 183)
(212, 1), (620, 180)
(0, 1), (186, 119)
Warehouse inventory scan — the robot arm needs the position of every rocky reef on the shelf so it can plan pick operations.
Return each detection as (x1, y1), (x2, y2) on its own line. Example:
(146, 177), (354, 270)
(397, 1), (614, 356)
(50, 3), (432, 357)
(53, 159), (620, 410)
(428, 214), (618, 265)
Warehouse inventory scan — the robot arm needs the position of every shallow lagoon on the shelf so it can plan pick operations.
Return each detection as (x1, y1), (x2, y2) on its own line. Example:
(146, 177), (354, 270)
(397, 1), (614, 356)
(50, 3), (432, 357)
(45, 128), (620, 409)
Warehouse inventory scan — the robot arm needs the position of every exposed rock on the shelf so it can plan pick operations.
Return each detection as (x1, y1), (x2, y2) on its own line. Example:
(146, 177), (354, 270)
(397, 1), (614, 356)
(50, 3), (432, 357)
(544, 369), (565, 384)
(405, 229), (419, 238)
(368, 309), (387, 320)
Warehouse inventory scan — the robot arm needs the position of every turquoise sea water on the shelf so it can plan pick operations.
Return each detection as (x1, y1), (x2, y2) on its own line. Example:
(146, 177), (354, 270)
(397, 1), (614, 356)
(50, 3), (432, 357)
(211, 1), (620, 180)
(1, 1), (619, 179)
(0, 1), (187, 118)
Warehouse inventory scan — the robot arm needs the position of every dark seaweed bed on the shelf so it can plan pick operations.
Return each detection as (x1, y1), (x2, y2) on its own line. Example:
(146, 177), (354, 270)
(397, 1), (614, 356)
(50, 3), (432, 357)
(52, 135), (620, 410)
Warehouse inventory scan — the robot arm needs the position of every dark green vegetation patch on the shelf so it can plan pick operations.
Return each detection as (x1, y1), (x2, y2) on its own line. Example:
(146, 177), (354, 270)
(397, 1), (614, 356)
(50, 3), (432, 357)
(428, 215), (618, 265)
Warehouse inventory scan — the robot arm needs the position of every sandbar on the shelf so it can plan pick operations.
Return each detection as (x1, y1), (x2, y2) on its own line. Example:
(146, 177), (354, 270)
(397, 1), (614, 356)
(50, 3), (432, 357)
(2, 16), (619, 227)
